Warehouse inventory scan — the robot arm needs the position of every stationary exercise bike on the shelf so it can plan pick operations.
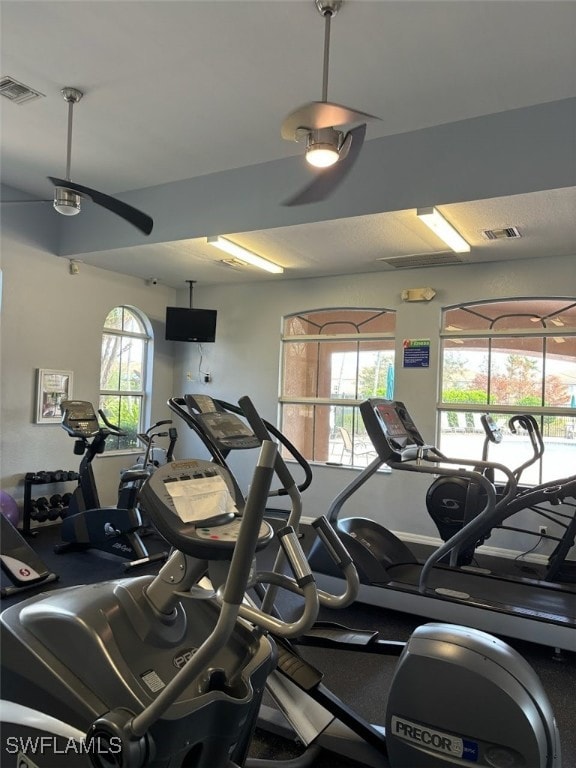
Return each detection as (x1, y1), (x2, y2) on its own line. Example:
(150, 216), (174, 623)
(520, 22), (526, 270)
(124, 418), (179, 481)
(119, 418), (179, 537)
(55, 400), (168, 568)
(425, 413), (507, 565)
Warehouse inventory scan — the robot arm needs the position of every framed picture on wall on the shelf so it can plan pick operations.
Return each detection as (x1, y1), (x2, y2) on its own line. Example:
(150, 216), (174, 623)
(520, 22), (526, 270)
(35, 369), (73, 424)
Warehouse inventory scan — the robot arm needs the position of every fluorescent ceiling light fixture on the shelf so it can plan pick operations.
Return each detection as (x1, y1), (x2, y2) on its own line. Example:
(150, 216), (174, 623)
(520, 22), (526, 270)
(417, 207), (470, 253)
(206, 236), (284, 274)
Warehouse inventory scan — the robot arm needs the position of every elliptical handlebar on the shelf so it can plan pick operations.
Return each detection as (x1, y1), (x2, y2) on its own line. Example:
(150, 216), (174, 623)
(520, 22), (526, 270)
(508, 414), (545, 482)
(238, 395), (360, 612)
(220, 522), (321, 638)
(136, 419), (175, 468)
(218, 398), (314, 496)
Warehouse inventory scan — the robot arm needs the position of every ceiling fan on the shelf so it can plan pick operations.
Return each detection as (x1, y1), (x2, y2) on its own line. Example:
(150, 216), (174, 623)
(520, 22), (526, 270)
(281, 0), (380, 206)
(4, 87), (153, 235)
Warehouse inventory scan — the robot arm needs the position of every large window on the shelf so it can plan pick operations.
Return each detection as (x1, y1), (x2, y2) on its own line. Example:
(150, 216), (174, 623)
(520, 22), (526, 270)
(280, 308), (396, 467)
(99, 306), (152, 451)
(439, 298), (576, 484)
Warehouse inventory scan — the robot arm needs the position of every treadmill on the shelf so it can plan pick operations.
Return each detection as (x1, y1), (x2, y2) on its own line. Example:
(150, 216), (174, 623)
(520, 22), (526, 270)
(308, 398), (576, 652)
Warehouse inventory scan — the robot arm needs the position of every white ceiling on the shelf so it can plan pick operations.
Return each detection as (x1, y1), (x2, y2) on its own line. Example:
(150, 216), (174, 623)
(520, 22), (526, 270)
(2, 0), (576, 287)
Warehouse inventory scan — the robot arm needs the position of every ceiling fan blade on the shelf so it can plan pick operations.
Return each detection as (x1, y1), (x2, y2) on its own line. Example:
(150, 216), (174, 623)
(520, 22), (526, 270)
(283, 123), (366, 207)
(281, 101), (379, 141)
(48, 177), (154, 235)
(0, 199), (52, 205)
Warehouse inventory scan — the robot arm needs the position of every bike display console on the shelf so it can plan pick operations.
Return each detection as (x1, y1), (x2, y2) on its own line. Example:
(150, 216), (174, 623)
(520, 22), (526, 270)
(60, 400), (100, 438)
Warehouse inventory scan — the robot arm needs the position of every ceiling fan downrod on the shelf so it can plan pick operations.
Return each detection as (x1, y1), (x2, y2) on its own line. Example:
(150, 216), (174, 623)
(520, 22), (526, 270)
(61, 87), (83, 182)
(54, 87), (84, 216)
(316, 0), (342, 102)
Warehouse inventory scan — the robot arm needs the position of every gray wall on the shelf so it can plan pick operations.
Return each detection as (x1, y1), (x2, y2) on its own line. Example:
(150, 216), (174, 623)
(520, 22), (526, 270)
(0, 232), (177, 508)
(1, 219), (574, 558)
(174, 254), (576, 554)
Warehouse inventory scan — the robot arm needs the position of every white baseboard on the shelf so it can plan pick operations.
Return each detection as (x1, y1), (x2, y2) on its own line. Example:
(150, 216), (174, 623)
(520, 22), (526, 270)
(398, 531), (550, 565)
(302, 517), (549, 566)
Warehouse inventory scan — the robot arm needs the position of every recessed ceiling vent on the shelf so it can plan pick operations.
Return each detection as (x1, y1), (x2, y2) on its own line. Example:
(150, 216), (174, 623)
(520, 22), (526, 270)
(0, 77), (45, 104)
(220, 258), (246, 269)
(482, 226), (522, 241)
(378, 252), (464, 269)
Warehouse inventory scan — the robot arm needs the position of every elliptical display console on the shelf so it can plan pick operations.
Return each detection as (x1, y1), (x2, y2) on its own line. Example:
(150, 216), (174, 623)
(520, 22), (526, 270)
(184, 395), (261, 451)
(139, 459), (273, 559)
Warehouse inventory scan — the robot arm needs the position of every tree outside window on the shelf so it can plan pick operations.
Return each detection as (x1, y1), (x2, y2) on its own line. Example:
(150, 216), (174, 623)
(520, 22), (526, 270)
(440, 298), (576, 484)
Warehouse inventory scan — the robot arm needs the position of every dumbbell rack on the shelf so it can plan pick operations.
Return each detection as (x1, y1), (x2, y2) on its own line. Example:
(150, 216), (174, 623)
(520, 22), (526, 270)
(22, 470), (79, 536)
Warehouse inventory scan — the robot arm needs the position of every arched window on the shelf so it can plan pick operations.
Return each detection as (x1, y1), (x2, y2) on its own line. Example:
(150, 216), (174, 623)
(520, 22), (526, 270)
(99, 306), (152, 451)
(439, 297), (576, 484)
(280, 308), (396, 467)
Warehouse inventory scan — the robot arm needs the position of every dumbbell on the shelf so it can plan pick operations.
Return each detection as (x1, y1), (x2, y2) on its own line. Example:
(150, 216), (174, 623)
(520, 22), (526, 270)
(49, 494), (64, 520)
(28, 498), (38, 520)
(31, 497), (50, 523)
(25, 471), (51, 484)
(59, 492), (73, 518)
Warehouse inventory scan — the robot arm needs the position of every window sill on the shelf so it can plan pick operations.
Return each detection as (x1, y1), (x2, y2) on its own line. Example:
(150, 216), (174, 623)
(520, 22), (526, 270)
(286, 458), (391, 473)
(97, 449), (142, 459)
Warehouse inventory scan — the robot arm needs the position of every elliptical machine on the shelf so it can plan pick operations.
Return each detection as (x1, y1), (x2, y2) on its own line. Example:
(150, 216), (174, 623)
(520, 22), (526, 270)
(425, 413), (506, 565)
(427, 412), (576, 580)
(0, 513), (59, 598)
(1, 437), (372, 767)
(0, 441), (300, 767)
(56, 400), (168, 569)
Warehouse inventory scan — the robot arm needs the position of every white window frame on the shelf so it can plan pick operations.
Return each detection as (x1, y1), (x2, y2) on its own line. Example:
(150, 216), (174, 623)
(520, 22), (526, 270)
(100, 305), (152, 454)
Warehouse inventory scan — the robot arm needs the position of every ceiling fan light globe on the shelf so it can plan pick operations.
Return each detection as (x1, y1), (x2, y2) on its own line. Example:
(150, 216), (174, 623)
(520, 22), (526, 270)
(306, 145), (340, 168)
(53, 187), (81, 216)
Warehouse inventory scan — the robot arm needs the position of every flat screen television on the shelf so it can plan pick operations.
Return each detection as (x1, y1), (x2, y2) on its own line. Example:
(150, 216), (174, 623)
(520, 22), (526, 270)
(165, 307), (217, 342)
